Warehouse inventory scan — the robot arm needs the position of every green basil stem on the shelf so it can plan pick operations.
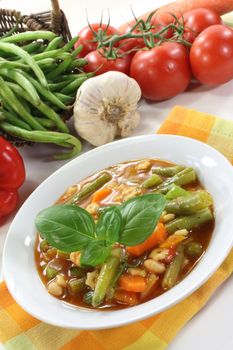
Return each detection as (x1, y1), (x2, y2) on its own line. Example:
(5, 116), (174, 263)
(68, 172), (112, 204)
(92, 248), (122, 307)
(165, 191), (213, 215)
(165, 208), (213, 234)
(162, 244), (184, 290)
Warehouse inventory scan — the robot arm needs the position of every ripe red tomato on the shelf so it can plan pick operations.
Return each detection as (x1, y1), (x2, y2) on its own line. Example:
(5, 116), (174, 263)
(84, 49), (131, 75)
(0, 190), (18, 219)
(190, 25), (233, 85)
(130, 42), (191, 101)
(182, 8), (222, 43)
(74, 23), (119, 58)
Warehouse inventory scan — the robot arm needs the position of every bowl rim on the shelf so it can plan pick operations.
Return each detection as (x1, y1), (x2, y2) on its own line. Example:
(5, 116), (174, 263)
(3, 134), (233, 329)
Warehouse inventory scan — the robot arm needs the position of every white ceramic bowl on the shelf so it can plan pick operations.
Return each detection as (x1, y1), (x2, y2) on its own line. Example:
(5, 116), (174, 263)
(3, 135), (233, 329)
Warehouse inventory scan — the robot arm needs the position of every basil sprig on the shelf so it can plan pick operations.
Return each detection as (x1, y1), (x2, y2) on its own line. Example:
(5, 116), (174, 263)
(35, 193), (166, 266)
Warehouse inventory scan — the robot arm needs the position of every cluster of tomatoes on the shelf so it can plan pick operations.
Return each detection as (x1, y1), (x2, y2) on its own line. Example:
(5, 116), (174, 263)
(75, 8), (233, 101)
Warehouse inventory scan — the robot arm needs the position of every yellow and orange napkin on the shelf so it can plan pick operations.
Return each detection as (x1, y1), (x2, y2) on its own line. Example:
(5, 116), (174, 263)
(0, 105), (233, 350)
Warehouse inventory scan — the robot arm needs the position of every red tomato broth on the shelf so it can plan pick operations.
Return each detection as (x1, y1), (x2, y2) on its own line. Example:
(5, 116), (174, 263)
(35, 159), (214, 310)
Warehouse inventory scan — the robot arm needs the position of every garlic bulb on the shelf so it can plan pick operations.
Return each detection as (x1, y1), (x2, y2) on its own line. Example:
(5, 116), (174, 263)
(73, 71), (141, 146)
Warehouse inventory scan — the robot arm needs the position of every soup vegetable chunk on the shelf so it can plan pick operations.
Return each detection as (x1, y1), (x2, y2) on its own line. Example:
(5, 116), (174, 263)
(35, 159), (214, 309)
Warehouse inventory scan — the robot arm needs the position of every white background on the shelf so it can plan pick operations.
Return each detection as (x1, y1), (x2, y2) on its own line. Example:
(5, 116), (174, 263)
(0, 0), (233, 349)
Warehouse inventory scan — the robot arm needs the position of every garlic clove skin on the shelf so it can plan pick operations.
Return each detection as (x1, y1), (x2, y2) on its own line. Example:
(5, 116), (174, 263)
(73, 71), (141, 146)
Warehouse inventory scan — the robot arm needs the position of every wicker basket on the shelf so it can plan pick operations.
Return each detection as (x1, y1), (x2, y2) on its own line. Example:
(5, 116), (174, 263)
(0, 0), (72, 41)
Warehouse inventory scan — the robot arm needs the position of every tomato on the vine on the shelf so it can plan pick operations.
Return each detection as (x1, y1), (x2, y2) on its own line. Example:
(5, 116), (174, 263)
(84, 49), (131, 76)
(190, 25), (233, 85)
(74, 23), (119, 58)
(130, 42), (191, 101)
(181, 8), (222, 43)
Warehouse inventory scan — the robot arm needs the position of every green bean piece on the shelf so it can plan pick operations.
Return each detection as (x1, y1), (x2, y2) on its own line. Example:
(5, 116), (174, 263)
(61, 74), (92, 94)
(165, 185), (190, 200)
(0, 112), (5, 121)
(142, 174), (163, 188)
(54, 74), (83, 82)
(0, 109), (31, 130)
(46, 266), (59, 280)
(0, 68), (41, 106)
(165, 208), (213, 234)
(0, 78), (45, 130)
(62, 37), (80, 51)
(165, 191), (213, 215)
(6, 82), (69, 133)
(54, 93), (74, 104)
(21, 41), (42, 53)
(185, 242), (203, 257)
(0, 122), (82, 160)
(92, 248), (122, 307)
(0, 42), (47, 87)
(69, 266), (87, 278)
(162, 245), (185, 290)
(21, 73), (67, 111)
(40, 239), (49, 252)
(68, 172), (112, 204)
(46, 58), (73, 80)
(44, 36), (63, 51)
(0, 60), (28, 69)
(155, 168), (196, 194)
(83, 291), (94, 305)
(1, 25), (18, 39)
(69, 58), (88, 70)
(152, 165), (185, 177)
(0, 31), (56, 43)
(37, 58), (56, 68)
(68, 278), (86, 294)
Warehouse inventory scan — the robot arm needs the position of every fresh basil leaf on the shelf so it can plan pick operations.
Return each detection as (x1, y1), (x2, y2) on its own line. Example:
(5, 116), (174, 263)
(119, 194), (166, 246)
(35, 204), (95, 252)
(80, 241), (111, 267)
(96, 206), (122, 244)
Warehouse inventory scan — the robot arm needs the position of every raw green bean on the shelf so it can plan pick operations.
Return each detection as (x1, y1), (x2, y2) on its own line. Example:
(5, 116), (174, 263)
(68, 278), (86, 294)
(142, 174), (163, 188)
(92, 248), (122, 307)
(0, 122), (82, 159)
(68, 172), (112, 204)
(54, 93), (74, 104)
(69, 266), (87, 278)
(0, 31), (56, 43)
(152, 165), (185, 177)
(165, 191), (213, 215)
(34, 117), (56, 128)
(21, 41), (43, 53)
(62, 37), (80, 51)
(0, 68), (41, 106)
(0, 42), (47, 87)
(44, 36), (63, 51)
(21, 73), (67, 111)
(40, 239), (49, 252)
(0, 109), (31, 130)
(1, 26), (18, 39)
(54, 74), (83, 82)
(37, 58), (56, 68)
(0, 59), (27, 69)
(46, 57), (73, 80)
(0, 112), (5, 121)
(48, 81), (70, 91)
(165, 208), (213, 234)
(165, 185), (190, 200)
(6, 82), (69, 133)
(69, 58), (88, 70)
(60, 74), (92, 94)
(162, 245), (184, 290)
(46, 266), (59, 279)
(0, 77), (44, 130)
(31, 48), (64, 61)
(155, 168), (196, 194)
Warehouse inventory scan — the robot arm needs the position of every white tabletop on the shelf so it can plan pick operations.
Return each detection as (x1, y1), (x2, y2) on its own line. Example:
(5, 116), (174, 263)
(0, 0), (233, 349)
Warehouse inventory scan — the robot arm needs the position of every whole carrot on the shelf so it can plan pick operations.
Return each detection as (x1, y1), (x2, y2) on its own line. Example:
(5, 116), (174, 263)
(119, 0), (233, 32)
